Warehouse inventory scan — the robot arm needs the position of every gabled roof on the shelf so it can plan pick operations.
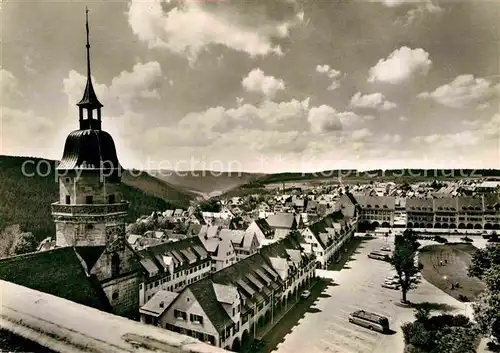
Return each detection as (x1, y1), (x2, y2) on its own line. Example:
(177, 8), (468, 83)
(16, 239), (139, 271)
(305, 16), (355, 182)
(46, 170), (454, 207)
(254, 218), (273, 235)
(213, 283), (238, 305)
(0, 247), (111, 312)
(219, 229), (245, 244)
(165, 236), (307, 331)
(186, 280), (234, 332)
(137, 236), (208, 274)
(406, 197), (434, 212)
(242, 232), (257, 250)
(140, 290), (179, 317)
(266, 213), (296, 229)
(354, 195), (395, 210)
(140, 257), (159, 275)
(433, 197), (458, 212)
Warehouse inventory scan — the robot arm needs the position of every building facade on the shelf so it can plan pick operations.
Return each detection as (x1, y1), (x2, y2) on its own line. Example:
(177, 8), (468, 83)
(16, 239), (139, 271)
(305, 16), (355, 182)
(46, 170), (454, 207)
(137, 237), (212, 306)
(139, 235), (316, 351)
(301, 213), (356, 269)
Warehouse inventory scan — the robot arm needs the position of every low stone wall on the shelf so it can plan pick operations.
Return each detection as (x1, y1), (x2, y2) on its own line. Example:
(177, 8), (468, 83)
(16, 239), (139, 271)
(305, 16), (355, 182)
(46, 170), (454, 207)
(0, 280), (228, 353)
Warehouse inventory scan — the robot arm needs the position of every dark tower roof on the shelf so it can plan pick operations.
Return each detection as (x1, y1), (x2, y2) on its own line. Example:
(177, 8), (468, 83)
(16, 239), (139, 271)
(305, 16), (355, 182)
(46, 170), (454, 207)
(57, 129), (121, 171)
(57, 8), (121, 176)
(77, 8), (102, 109)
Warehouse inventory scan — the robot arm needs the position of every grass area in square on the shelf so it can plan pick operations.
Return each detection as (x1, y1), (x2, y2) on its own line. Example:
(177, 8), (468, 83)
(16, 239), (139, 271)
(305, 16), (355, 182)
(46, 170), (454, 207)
(419, 243), (486, 302)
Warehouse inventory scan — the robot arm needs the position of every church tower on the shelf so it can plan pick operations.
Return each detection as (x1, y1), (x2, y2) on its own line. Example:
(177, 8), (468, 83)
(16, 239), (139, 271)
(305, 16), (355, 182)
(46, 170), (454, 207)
(52, 8), (128, 248)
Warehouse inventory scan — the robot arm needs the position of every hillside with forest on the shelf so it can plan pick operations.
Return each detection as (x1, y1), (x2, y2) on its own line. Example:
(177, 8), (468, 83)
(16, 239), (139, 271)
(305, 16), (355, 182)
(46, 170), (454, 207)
(0, 156), (195, 242)
(151, 170), (264, 195)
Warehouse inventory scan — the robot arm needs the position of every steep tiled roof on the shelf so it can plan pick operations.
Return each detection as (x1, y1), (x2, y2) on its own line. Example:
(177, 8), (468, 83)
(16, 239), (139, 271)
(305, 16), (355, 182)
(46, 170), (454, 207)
(213, 283), (238, 304)
(187, 280), (234, 332)
(140, 290), (179, 317)
(483, 194), (500, 209)
(354, 196), (395, 210)
(406, 198), (434, 212)
(457, 196), (483, 211)
(0, 247), (111, 312)
(254, 218), (274, 236)
(433, 197), (458, 212)
(137, 237), (208, 275)
(266, 213), (296, 229)
(164, 236), (306, 331)
(219, 229), (245, 245)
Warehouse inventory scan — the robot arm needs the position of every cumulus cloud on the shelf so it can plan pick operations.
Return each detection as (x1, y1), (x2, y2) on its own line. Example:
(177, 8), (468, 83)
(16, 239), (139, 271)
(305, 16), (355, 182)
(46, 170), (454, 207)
(351, 128), (373, 141)
(174, 98), (310, 142)
(368, 46), (431, 84)
(0, 107), (58, 158)
(155, 98), (372, 163)
(380, 0), (406, 7)
(350, 92), (397, 111)
(127, 0), (304, 62)
(316, 64), (342, 90)
(63, 61), (163, 116)
(395, 1), (444, 27)
(417, 74), (500, 108)
(413, 113), (499, 150)
(307, 105), (343, 133)
(1, 67), (21, 104)
(381, 133), (402, 144)
(307, 105), (370, 133)
(242, 68), (285, 98)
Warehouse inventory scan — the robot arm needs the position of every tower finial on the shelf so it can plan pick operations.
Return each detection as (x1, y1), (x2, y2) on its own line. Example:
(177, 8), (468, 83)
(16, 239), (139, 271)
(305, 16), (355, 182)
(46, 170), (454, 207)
(85, 6), (91, 82)
(77, 6), (103, 129)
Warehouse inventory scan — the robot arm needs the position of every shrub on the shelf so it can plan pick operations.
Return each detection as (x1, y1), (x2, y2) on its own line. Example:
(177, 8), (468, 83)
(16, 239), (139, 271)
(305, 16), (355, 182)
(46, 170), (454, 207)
(458, 294), (469, 302)
(433, 236), (448, 243)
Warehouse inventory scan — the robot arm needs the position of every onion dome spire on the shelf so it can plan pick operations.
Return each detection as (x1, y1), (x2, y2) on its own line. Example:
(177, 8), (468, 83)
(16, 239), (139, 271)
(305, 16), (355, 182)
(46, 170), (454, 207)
(77, 7), (103, 130)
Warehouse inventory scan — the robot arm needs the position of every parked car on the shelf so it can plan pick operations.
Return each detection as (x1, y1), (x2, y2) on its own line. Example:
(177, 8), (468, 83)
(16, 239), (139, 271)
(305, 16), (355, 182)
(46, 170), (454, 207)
(249, 339), (266, 352)
(300, 290), (311, 299)
(380, 246), (391, 252)
(385, 277), (398, 283)
(382, 283), (400, 290)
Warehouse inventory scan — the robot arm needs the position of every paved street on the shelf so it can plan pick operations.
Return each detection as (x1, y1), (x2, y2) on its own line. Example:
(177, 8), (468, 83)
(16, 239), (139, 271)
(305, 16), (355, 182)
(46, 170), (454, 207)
(273, 236), (471, 353)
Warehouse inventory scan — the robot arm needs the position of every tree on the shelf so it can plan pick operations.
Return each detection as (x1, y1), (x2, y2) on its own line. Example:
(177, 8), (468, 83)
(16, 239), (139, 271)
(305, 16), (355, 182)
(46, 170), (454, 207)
(471, 268), (500, 344)
(199, 199), (221, 213)
(402, 310), (479, 353)
(392, 230), (420, 303)
(0, 224), (22, 258)
(469, 246), (500, 345)
(434, 326), (480, 353)
(12, 232), (38, 255)
(468, 244), (500, 279)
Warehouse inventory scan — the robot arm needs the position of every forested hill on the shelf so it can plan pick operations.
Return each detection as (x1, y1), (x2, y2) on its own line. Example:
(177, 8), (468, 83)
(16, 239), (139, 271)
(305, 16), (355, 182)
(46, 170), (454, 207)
(0, 155), (195, 241)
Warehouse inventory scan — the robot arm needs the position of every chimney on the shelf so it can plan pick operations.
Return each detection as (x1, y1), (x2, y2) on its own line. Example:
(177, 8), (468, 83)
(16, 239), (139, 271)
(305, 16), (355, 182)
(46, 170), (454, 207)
(159, 301), (164, 308)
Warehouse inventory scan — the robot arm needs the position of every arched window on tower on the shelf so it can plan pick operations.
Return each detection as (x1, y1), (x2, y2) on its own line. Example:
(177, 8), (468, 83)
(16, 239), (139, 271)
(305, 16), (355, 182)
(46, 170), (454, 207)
(111, 253), (121, 277)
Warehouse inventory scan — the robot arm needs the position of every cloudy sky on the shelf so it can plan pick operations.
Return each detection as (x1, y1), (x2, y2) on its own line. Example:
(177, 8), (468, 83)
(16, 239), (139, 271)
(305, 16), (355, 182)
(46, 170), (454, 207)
(1, 0), (499, 172)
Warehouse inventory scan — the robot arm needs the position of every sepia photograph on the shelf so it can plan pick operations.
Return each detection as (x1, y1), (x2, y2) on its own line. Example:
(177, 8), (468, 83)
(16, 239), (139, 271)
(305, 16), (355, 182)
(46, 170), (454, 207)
(0, 0), (499, 352)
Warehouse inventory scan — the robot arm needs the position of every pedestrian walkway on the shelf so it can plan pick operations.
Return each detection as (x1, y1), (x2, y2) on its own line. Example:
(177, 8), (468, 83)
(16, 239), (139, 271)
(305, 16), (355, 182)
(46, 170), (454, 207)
(255, 280), (320, 340)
